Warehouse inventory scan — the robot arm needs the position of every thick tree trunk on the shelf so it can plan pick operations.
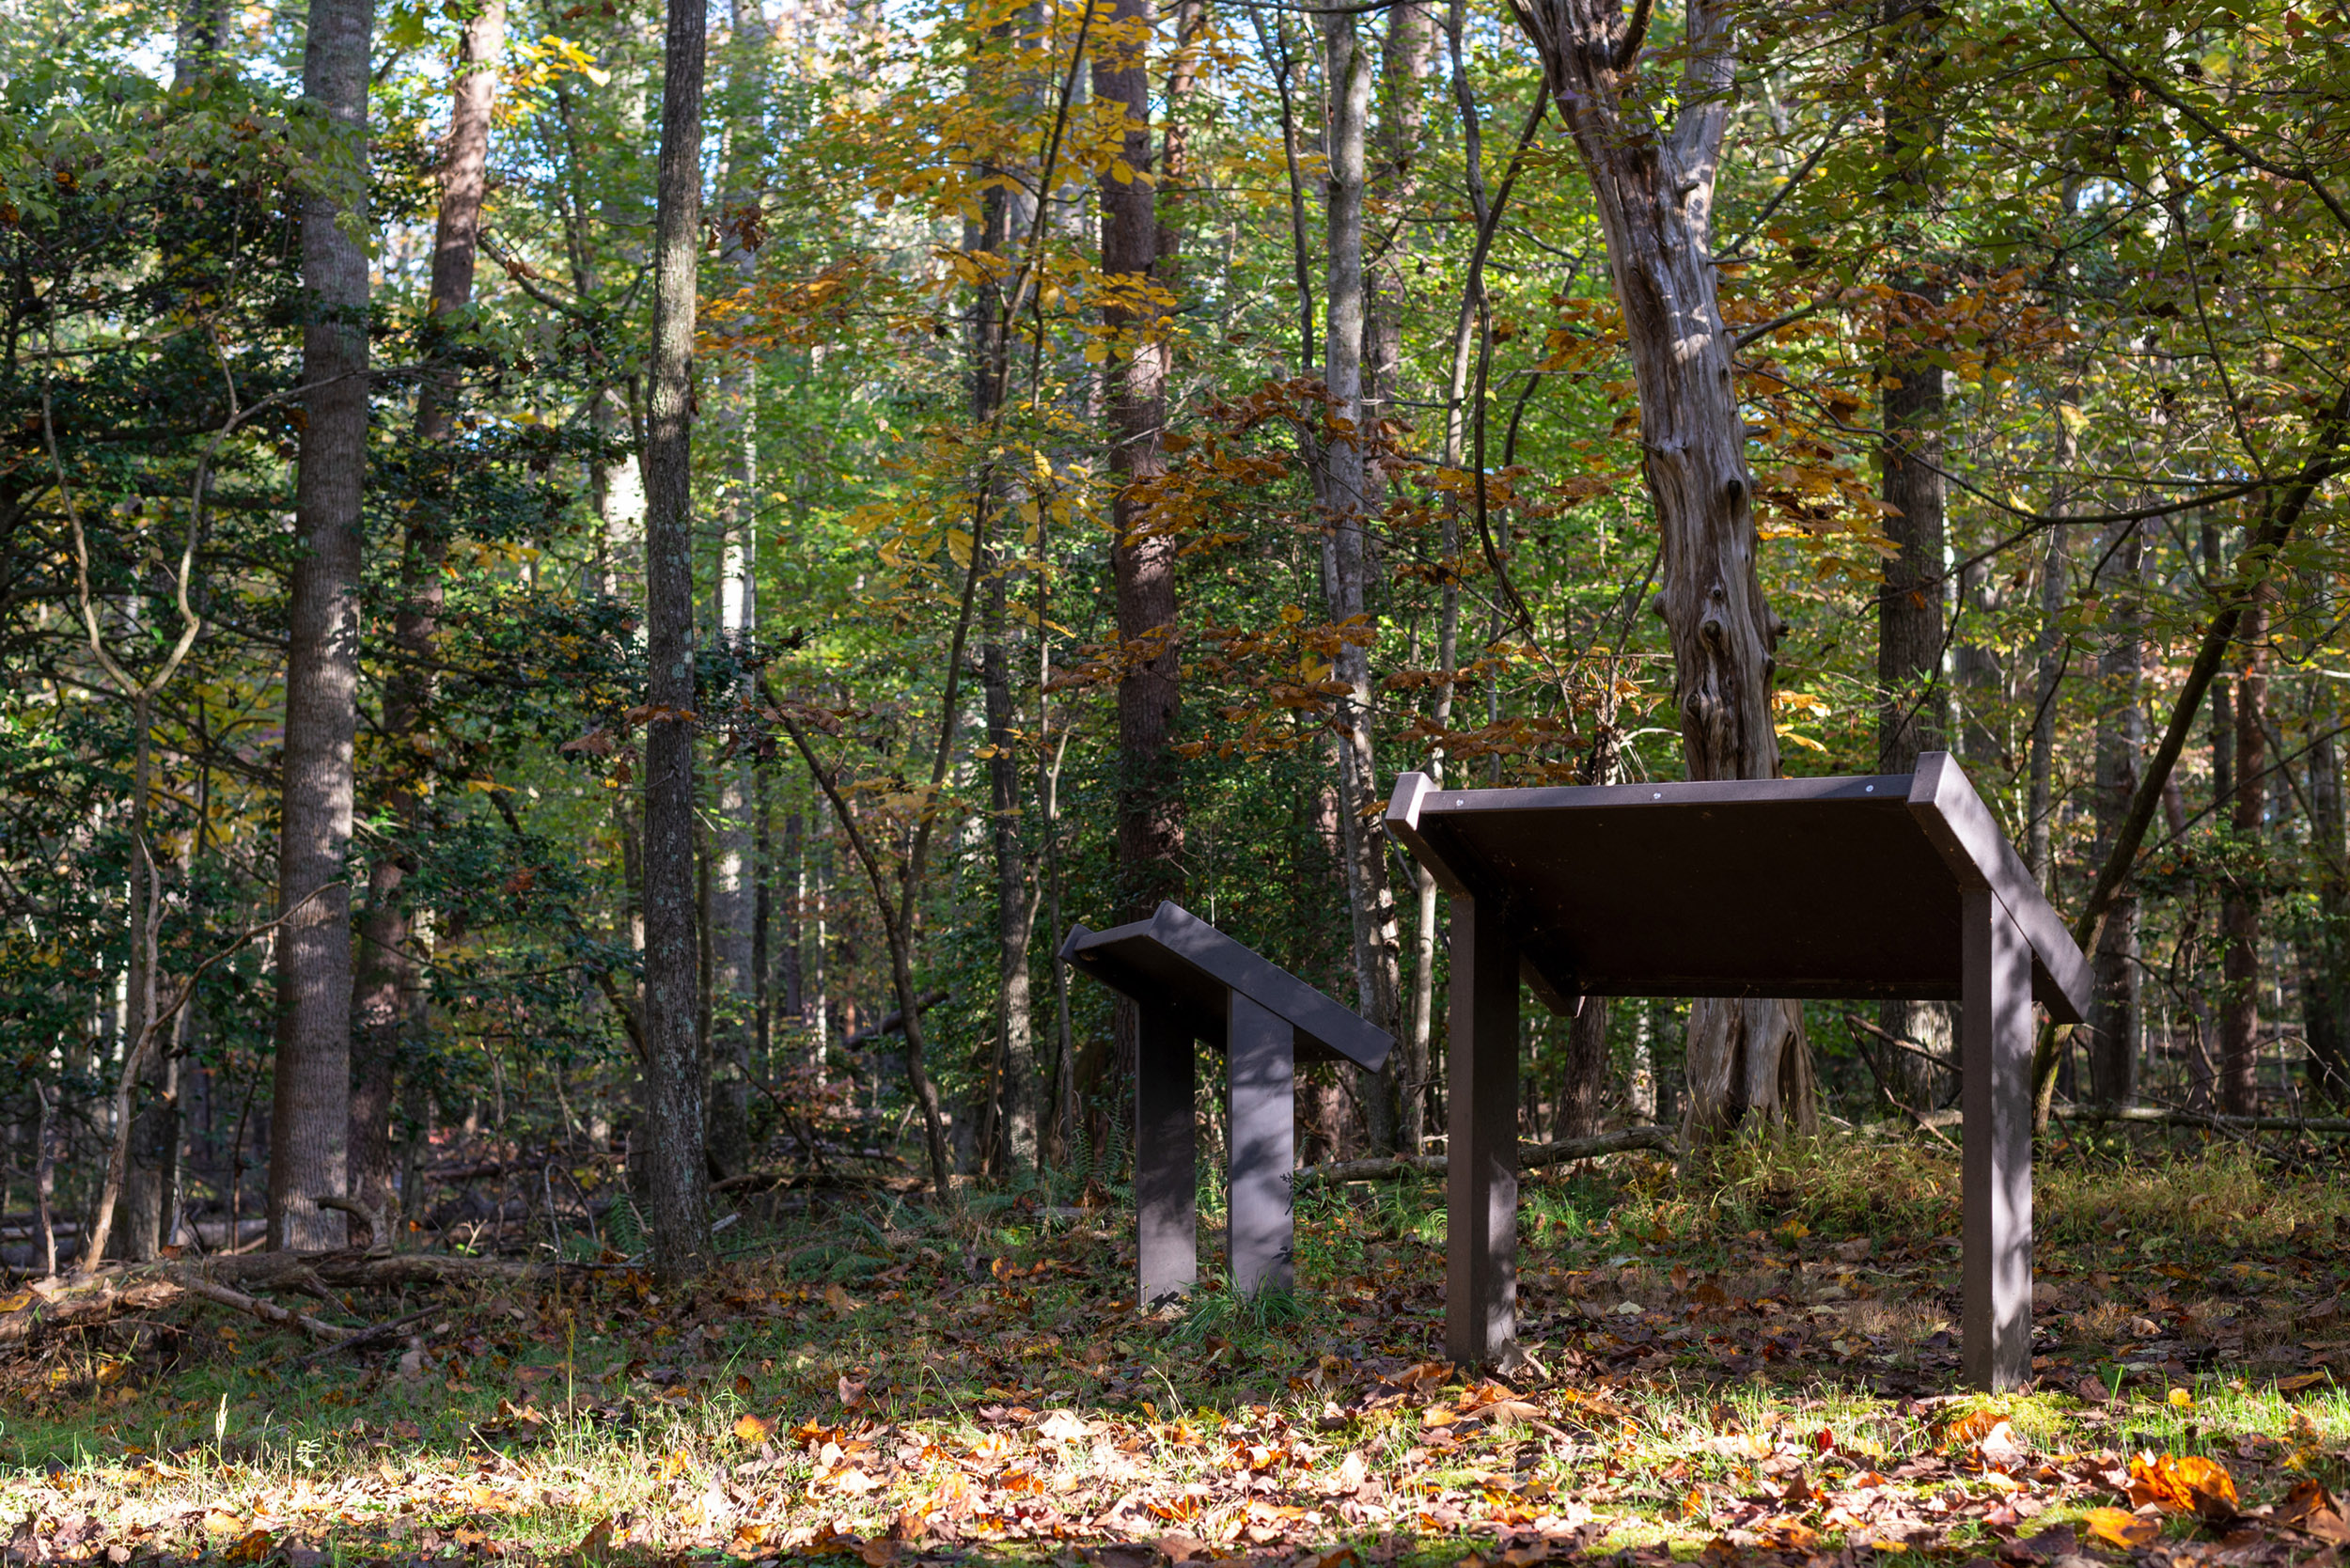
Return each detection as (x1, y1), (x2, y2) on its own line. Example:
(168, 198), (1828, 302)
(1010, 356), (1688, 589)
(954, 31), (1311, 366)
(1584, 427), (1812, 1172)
(1320, 5), (1404, 1153)
(1512, 0), (1813, 1144)
(270, 0), (375, 1252)
(641, 0), (713, 1281)
(1089, 0), (1183, 1159)
(2086, 520), (2144, 1105)
(2218, 590), (2270, 1115)
(351, 0), (505, 1234)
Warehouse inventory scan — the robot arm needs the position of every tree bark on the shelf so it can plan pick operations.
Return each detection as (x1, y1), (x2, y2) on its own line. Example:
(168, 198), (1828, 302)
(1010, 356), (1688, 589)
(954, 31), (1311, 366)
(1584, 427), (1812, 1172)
(270, 0), (376, 1252)
(351, 0), (506, 1236)
(1089, 0), (1183, 1159)
(641, 0), (714, 1280)
(1320, 3), (1404, 1153)
(2301, 713), (2350, 1106)
(2218, 588), (2270, 1115)
(1871, 0), (1952, 1117)
(2086, 519), (2144, 1105)
(1367, 0), (1434, 437)
(1509, 0), (1813, 1144)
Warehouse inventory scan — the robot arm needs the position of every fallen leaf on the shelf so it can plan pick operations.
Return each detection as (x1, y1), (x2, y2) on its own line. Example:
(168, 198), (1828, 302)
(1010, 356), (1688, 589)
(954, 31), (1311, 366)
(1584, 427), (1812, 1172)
(734, 1412), (776, 1443)
(824, 1282), (862, 1316)
(572, 1517), (616, 1566)
(2129, 1452), (2238, 1522)
(2084, 1508), (2160, 1549)
(226, 1530), (274, 1565)
(1156, 1533), (1208, 1562)
(854, 1539), (901, 1567)
(2277, 1372), (2330, 1393)
(2169, 1388), (2194, 1408)
(1038, 1409), (1091, 1441)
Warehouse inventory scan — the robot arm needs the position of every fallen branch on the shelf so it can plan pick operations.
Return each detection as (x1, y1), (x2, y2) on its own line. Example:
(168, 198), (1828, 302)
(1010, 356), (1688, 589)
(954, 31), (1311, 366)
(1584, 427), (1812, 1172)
(173, 1274), (353, 1344)
(1293, 1126), (1678, 1188)
(300, 1303), (440, 1365)
(2060, 1105), (2350, 1136)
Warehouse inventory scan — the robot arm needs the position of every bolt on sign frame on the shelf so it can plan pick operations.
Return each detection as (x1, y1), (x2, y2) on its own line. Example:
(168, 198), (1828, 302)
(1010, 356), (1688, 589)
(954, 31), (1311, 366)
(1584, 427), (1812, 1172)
(1385, 752), (2091, 1391)
(1060, 902), (1393, 1309)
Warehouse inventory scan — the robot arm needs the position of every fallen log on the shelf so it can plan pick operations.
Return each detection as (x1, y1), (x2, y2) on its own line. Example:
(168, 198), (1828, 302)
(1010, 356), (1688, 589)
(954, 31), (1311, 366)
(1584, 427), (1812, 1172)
(1293, 1125), (1679, 1188)
(2057, 1105), (2350, 1135)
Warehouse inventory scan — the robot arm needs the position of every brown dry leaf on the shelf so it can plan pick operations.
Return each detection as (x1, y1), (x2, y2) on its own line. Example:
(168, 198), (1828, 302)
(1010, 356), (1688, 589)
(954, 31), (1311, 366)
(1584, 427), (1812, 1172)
(732, 1372), (755, 1398)
(734, 1412), (776, 1444)
(2084, 1508), (2161, 1549)
(854, 1539), (901, 1567)
(1038, 1409), (1092, 1442)
(2128, 1452), (2238, 1522)
(225, 1530), (274, 1565)
(1155, 1533), (1208, 1562)
(824, 1281), (862, 1316)
(731, 1523), (776, 1553)
(570, 1519), (618, 1568)
(2282, 1482), (2350, 1545)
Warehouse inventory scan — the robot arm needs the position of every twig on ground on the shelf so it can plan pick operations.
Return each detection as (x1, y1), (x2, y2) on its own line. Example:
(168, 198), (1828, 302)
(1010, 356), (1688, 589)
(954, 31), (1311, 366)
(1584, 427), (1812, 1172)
(1293, 1125), (1678, 1188)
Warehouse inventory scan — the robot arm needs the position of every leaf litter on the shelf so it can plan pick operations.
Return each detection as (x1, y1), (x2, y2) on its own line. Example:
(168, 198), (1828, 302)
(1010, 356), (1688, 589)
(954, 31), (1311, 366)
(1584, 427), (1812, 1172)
(2, 1144), (2346, 1567)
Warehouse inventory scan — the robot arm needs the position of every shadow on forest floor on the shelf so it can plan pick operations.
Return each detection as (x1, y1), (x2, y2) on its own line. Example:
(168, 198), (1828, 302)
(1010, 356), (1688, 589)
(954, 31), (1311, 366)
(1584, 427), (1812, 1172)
(4, 1136), (2348, 1568)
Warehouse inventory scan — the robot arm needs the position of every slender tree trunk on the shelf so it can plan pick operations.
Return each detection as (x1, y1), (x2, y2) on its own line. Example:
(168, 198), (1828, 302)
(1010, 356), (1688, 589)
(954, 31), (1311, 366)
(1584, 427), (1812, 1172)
(1512, 0), (1813, 1144)
(270, 0), (376, 1252)
(972, 60), (1034, 1175)
(2086, 520), (2144, 1105)
(641, 0), (713, 1280)
(2219, 589), (2270, 1115)
(351, 0), (505, 1234)
(1367, 0), (1433, 442)
(2301, 712), (2350, 1105)
(1872, 0), (1951, 1116)
(1320, 4), (1404, 1152)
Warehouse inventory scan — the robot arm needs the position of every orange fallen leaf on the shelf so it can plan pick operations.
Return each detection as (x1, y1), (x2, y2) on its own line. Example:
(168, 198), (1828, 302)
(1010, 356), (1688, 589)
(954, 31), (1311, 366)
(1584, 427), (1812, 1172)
(1939, 1408), (2006, 1450)
(2128, 1452), (2237, 1521)
(2277, 1371), (2329, 1393)
(734, 1412), (776, 1443)
(731, 1523), (776, 1553)
(2084, 1508), (2161, 1549)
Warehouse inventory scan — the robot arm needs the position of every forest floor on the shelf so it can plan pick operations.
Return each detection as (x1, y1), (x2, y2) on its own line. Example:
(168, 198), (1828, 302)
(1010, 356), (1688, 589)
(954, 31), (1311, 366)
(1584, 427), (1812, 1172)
(2, 1136), (2346, 1568)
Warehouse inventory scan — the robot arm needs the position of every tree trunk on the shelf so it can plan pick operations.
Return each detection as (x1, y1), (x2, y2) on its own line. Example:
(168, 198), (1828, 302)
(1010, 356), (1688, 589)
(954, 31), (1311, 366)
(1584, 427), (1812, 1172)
(1511, 0), (1813, 1144)
(2301, 714), (2350, 1106)
(2086, 519), (2144, 1105)
(641, 0), (713, 1281)
(1090, 0), (1183, 1159)
(270, 0), (376, 1252)
(1320, 4), (1404, 1153)
(1367, 0), (1434, 437)
(973, 66), (1033, 1176)
(2218, 589), (2270, 1115)
(351, 0), (505, 1235)
(1871, 0), (1952, 1117)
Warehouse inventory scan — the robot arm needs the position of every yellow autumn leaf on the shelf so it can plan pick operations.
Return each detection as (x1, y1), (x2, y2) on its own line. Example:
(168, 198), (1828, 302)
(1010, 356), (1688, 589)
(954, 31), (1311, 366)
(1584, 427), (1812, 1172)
(733, 1412), (775, 1443)
(2083, 1508), (2160, 1548)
